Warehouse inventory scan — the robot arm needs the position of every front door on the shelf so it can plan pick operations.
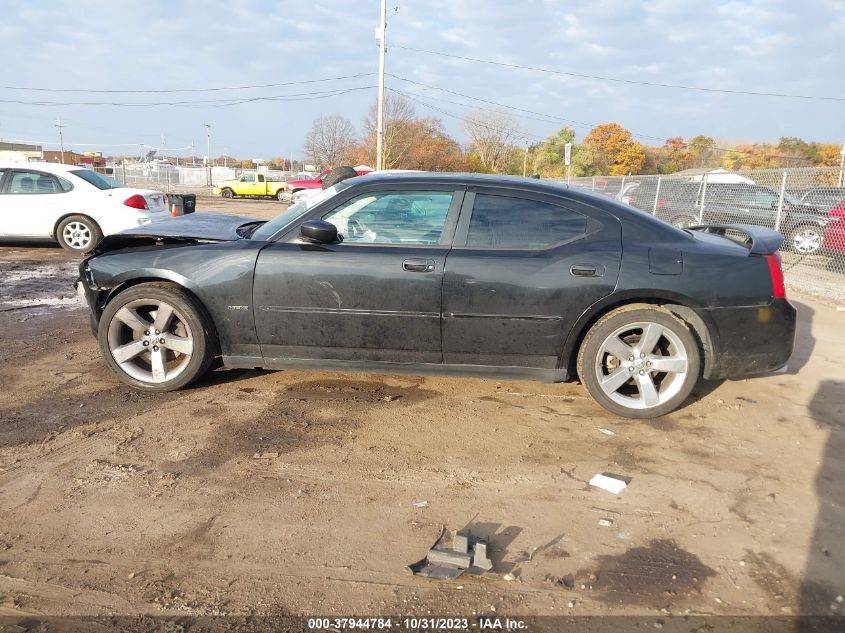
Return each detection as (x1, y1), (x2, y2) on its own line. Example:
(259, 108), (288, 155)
(0, 169), (66, 237)
(253, 186), (463, 363)
(442, 189), (622, 369)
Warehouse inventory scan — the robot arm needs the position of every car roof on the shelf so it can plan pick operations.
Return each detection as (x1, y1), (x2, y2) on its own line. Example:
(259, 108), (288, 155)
(0, 161), (82, 174)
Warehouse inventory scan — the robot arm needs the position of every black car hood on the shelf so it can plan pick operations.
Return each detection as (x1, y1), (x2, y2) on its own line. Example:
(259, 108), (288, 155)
(118, 213), (258, 240)
(94, 213), (261, 254)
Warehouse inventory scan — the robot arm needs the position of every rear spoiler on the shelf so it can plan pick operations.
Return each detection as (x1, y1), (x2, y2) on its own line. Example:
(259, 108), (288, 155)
(686, 223), (784, 255)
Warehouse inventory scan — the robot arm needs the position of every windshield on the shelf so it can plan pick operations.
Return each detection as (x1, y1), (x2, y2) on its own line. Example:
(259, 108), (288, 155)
(71, 169), (121, 190)
(250, 182), (351, 241)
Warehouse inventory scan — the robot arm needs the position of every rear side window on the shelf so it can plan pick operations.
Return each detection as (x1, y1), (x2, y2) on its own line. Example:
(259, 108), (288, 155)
(70, 169), (117, 190)
(6, 171), (60, 194)
(0, 169), (5, 191)
(466, 194), (587, 248)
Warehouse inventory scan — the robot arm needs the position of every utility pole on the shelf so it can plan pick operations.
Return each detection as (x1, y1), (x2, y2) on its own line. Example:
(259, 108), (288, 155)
(204, 124), (212, 185)
(54, 118), (66, 164)
(839, 141), (845, 188)
(223, 146), (228, 168)
(375, 0), (387, 171)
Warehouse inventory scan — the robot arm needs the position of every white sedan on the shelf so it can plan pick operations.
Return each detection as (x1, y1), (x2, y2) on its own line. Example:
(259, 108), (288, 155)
(0, 161), (168, 253)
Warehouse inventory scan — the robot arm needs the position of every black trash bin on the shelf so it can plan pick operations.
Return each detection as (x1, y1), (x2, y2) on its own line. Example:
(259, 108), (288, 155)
(181, 193), (196, 215)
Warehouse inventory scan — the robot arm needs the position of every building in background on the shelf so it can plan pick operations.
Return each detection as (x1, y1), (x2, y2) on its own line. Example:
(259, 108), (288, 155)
(0, 141), (43, 162)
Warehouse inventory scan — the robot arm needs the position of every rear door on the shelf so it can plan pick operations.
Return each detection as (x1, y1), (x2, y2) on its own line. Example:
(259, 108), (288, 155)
(253, 185), (463, 363)
(442, 188), (622, 369)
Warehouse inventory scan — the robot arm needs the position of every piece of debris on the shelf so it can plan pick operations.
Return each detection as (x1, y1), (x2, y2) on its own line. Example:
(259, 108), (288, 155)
(597, 428), (616, 436)
(252, 451), (279, 459)
(408, 527), (496, 580)
(560, 573), (575, 589)
(503, 572), (516, 582)
(567, 600), (576, 608)
(589, 473), (629, 495)
(598, 518), (614, 527)
(413, 500), (429, 508)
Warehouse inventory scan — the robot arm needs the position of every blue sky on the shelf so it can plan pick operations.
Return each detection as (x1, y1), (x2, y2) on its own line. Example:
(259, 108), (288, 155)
(0, 0), (842, 159)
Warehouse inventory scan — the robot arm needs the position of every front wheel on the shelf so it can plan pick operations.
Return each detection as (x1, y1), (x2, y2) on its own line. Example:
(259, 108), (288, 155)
(98, 282), (216, 392)
(787, 224), (822, 255)
(221, 188), (234, 199)
(577, 306), (700, 418)
(57, 215), (103, 253)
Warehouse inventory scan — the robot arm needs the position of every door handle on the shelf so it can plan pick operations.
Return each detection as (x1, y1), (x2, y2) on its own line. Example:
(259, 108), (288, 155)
(403, 258), (436, 273)
(570, 264), (603, 277)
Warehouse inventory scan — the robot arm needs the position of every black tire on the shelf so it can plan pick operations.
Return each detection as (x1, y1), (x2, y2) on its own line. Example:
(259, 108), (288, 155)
(786, 224), (822, 255)
(57, 215), (103, 253)
(321, 166), (359, 190)
(670, 214), (698, 229)
(576, 305), (701, 418)
(277, 189), (287, 202)
(98, 282), (217, 392)
(221, 188), (234, 199)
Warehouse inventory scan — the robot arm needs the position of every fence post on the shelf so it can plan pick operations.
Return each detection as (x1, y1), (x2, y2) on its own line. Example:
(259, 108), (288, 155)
(620, 175), (626, 196)
(775, 171), (787, 233)
(652, 176), (662, 216)
(698, 174), (708, 224)
(591, 176), (596, 191)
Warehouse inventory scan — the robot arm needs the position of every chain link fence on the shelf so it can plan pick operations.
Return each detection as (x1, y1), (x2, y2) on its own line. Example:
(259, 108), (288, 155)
(568, 167), (845, 303)
(105, 164), (301, 196)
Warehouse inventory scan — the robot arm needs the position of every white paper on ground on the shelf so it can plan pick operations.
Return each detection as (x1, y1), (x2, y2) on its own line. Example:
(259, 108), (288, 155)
(589, 473), (628, 495)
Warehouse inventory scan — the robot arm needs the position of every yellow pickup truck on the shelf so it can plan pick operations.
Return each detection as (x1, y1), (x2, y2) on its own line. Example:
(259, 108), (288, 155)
(213, 172), (287, 201)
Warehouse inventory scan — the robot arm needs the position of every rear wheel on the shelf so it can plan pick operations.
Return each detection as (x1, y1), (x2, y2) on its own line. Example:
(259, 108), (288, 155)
(98, 283), (216, 392)
(221, 188), (234, 199)
(57, 215), (102, 253)
(277, 189), (287, 201)
(787, 224), (822, 255)
(577, 306), (700, 418)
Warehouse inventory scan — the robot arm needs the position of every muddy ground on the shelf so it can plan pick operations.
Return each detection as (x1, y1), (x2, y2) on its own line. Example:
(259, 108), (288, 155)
(0, 198), (843, 621)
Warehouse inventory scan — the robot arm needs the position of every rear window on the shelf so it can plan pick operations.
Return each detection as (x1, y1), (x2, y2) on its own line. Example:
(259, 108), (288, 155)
(70, 169), (119, 190)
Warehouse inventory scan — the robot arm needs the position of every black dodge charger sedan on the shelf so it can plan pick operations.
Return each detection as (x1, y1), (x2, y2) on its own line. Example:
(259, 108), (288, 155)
(75, 173), (796, 418)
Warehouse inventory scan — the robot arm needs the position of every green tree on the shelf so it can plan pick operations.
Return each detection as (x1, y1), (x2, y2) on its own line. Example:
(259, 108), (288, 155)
(688, 135), (716, 167)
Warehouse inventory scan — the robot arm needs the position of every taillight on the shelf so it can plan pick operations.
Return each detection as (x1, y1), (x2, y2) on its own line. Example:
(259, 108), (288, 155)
(765, 252), (786, 299)
(123, 194), (148, 210)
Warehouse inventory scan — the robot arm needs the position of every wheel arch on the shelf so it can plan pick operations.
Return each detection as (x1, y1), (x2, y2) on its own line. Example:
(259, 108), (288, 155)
(100, 274), (221, 356)
(53, 212), (101, 239)
(560, 291), (716, 380)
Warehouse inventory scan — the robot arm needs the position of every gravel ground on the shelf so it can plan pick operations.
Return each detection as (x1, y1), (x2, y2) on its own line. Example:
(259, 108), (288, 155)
(0, 199), (843, 622)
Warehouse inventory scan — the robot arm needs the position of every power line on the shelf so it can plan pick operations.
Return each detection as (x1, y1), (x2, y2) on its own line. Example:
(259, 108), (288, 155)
(394, 45), (845, 102)
(0, 73), (371, 94)
(0, 85), (375, 107)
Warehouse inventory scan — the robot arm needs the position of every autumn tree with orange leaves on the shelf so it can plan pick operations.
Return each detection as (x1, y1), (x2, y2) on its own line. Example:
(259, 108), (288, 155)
(583, 123), (646, 175)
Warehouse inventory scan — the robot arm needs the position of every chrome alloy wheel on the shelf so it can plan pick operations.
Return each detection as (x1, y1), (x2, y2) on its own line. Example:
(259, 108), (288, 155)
(791, 227), (821, 254)
(594, 321), (690, 410)
(62, 221), (93, 250)
(106, 298), (194, 384)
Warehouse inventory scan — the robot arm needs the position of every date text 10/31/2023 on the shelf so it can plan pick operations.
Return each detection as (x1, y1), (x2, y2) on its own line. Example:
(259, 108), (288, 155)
(306, 617), (528, 630)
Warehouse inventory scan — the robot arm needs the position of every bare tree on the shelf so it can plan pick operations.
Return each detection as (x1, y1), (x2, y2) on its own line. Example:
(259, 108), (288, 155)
(363, 94), (416, 169)
(463, 109), (524, 173)
(303, 114), (357, 168)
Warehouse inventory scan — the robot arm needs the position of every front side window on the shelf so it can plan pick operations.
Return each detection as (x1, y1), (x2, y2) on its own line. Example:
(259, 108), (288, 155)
(0, 169), (6, 191)
(7, 171), (60, 194)
(322, 190), (454, 245)
(465, 194), (587, 248)
(242, 174), (255, 183)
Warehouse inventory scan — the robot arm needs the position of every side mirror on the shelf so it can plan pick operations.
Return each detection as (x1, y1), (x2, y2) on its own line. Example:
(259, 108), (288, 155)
(300, 220), (339, 243)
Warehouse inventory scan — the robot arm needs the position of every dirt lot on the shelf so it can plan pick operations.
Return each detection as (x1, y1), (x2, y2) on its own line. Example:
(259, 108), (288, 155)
(0, 197), (843, 620)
